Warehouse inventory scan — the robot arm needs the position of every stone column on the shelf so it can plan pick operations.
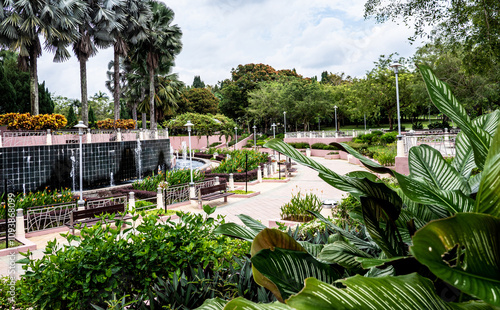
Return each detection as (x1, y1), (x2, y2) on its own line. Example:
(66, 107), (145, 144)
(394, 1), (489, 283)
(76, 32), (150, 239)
(46, 129), (52, 145)
(257, 166), (262, 183)
(190, 185), (196, 200)
(306, 148), (311, 157)
(297, 133), (301, 138)
(309, 132), (313, 138)
(214, 176), (220, 185)
(16, 209), (25, 239)
(263, 164), (268, 178)
(321, 131), (325, 138)
(229, 173), (235, 191)
(397, 137), (405, 157)
(154, 130), (159, 140)
(157, 187), (164, 210)
(87, 129), (92, 143)
(128, 192), (135, 213)
(117, 128), (122, 142)
(139, 128), (144, 140)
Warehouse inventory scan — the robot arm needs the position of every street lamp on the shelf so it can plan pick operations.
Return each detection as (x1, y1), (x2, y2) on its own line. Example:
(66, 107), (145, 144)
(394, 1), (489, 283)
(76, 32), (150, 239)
(184, 120), (194, 185)
(253, 125), (257, 147)
(74, 121), (87, 209)
(234, 126), (238, 150)
(364, 113), (367, 131)
(334, 106), (338, 132)
(283, 111), (287, 135)
(271, 123), (276, 139)
(391, 62), (402, 137)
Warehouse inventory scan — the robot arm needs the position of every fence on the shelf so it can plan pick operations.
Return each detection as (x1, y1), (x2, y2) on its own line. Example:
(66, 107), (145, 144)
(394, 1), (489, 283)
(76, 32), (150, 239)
(285, 130), (367, 139)
(25, 202), (76, 233)
(404, 134), (457, 157)
(86, 196), (127, 209)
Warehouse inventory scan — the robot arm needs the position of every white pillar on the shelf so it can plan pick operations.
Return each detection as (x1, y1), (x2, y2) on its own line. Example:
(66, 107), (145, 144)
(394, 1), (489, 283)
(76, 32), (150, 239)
(306, 148), (311, 157)
(157, 187), (163, 210)
(284, 133), (287, 139)
(190, 185), (196, 199)
(352, 129), (356, 137)
(117, 128), (122, 142)
(263, 164), (268, 178)
(16, 209), (25, 239)
(166, 128), (169, 139)
(397, 138), (405, 157)
(46, 129), (52, 145)
(229, 173), (235, 190)
(139, 129), (144, 140)
(335, 132), (339, 138)
(257, 166), (262, 183)
(154, 130), (159, 140)
(128, 192), (135, 213)
(86, 129), (92, 143)
(273, 161), (278, 173)
(322, 132), (325, 138)
(297, 133), (301, 138)
(309, 132), (313, 138)
(214, 176), (220, 185)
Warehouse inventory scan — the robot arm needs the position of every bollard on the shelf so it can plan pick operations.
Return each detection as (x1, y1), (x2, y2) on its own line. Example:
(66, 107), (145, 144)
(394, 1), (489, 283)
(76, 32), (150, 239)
(257, 166), (262, 183)
(214, 176), (220, 185)
(46, 129), (52, 145)
(397, 137), (405, 157)
(16, 209), (25, 239)
(117, 128), (122, 142)
(263, 164), (268, 178)
(322, 131), (325, 138)
(157, 187), (164, 210)
(229, 173), (235, 191)
(306, 148), (311, 157)
(87, 128), (92, 143)
(139, 128), (144, 140)
(128, 192), (135, 213)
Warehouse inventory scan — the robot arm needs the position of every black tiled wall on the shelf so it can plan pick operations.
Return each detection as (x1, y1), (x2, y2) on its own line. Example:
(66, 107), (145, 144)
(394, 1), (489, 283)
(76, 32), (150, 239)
(0, 139), (170, 194)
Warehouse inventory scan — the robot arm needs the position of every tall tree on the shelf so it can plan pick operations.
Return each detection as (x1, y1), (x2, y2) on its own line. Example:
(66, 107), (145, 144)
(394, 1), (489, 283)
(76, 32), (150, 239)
(137, 1), (182, 129)
(0, 0), (83, 115)
(192, 75), (205, 88)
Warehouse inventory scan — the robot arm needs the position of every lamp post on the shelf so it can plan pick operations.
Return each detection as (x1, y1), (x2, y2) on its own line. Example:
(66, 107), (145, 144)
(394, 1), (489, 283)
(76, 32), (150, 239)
(283, 111), (287, 135)
(234, 127), (238, 150)
(391, 62), (402, 137)
(271, 123), (276, 139)
(253, 125), (257, 147)
(184, 120), (194, 185)
(364, 113), (367, 131)
(74, 121), (87, 209)
(334, 105), (338, 132)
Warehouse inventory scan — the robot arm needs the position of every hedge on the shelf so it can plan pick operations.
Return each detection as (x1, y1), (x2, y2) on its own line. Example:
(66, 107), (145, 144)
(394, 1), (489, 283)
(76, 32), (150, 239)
(0, 113), (67, 130)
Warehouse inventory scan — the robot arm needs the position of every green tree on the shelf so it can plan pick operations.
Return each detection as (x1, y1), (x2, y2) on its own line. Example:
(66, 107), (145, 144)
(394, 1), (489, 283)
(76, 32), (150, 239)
(88, 106), (97, 128)
(66, 106), (78, 128)
(182, 87), (219, 115)
(0, 0), (83, 115)
(192, 75), (205, 88)
(0, 62), (16, 113)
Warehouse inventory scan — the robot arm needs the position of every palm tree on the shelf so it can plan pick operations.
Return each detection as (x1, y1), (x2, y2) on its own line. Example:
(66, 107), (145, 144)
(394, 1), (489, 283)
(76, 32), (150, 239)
(0, 0), (84, 115)
(73, 0), (120, 125)
(138, 1), (182, 129)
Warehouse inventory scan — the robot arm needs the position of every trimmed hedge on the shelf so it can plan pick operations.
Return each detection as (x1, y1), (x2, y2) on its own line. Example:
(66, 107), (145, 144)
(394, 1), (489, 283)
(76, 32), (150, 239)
(205, 167), (259, 182)
(311, 142), (338, 150)
(287, 142), (310, 149)
(0, 112), (67, 130)
(97, 118), (136, 129)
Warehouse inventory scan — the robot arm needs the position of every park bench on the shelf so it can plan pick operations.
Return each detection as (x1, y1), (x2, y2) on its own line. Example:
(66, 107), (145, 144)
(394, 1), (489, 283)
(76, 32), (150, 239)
(66, 203), (131, 234)
(195, 183), (234, 208)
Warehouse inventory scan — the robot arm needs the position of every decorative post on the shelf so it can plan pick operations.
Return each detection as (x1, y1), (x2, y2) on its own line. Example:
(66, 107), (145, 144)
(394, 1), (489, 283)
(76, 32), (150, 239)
(184, 121), (194, 186)
(257, 166), (262, 183)
(214, 176), (220, 185)
(74, 121), (87, 210)
(157, 187), (163, 210)
(297, 132), (301, 138)
(16, 209), (25, 239)
(229, 173), (235, 191)
(234, 127), (238, 150)
(46, 129), (52, 145)
(86, 128), (92, 143)
(117, 128), (122, 142)
(321, 131), (325, 138)
(283, 111), (287, 136)
(128, 192), (135, 213)
(253, 125), (257, 148)
(263, 164), (268, 178)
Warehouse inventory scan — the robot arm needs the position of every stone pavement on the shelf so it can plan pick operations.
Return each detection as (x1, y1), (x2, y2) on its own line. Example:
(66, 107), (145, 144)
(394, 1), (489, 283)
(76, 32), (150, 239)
(0, 157), (368, 278)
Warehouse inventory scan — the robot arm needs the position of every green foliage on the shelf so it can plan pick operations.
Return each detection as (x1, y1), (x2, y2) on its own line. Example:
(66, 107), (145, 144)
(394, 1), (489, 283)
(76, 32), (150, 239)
(88, 106), (97, 128)
(66, 106), (78, 128)
(211, 150), (268, 173)
(18, 212), (250, 309)
(287, 142), (310, 149)
(370, 144), (397, 166)
(428, 120), (452, 129)
(379, 131), (398, 145)
(280, 189), (323, 222)
(0, 277), (30, 309)
(132, 169), (205, 191)
(332, 194), (363, 230)
(311, 142), (338, 150)
(412, 122), (423, 130)
(0, 187), (74, 218)
(181, 87), (219, 115)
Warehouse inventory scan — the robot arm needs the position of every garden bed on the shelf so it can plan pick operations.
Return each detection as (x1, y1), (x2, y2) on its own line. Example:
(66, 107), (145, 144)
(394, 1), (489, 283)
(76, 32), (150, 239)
(0, 237), (36, 257)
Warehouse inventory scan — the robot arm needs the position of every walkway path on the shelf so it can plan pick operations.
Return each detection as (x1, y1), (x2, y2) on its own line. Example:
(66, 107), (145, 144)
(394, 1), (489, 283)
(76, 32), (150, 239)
(0, 157), (368, 278)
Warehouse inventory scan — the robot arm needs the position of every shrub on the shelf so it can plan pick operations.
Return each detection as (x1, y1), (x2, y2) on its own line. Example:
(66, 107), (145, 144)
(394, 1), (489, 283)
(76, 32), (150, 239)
(256, 140), (266, 146)
(0, 113), (67, 130)
(332, 194), (363, 230)
(132, 170), (205, 191)
(380, 131), (398, 145)
(428, 120), (452, 130)
(412, 122), (423, 130)
(280, 189), (323, 222)
(287, 142), (310, 149)
(97, 118), (136, 129)
(356, 133), (380, 144)
(0, 277), (31, 309)
(371, 130), (384, 136)
(209, 142), (221, 147)
(257, 134), (268, 140)
(370, 143), (397, 166)
(18, 212), (250, 309)
(211, 150), (268, 174)
(275, 133), (284, 139)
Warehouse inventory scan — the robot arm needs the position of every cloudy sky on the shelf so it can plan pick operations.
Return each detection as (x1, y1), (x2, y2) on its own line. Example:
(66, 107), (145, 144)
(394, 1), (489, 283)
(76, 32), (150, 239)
(37, 0), (421, 100)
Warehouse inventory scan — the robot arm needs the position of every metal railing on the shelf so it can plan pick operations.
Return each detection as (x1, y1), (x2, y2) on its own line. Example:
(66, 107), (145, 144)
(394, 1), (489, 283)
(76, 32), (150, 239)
(164, 183), (191, 206)
(134, 196), (158, 211)
(404, 134), (457, 157)
(85, 196), (127, 209)
(26, 202), (76, 233)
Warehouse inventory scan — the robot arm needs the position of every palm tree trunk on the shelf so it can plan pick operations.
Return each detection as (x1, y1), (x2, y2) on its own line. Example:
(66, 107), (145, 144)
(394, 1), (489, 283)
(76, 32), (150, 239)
(132, 101), (138, 129)
(149, 65), (155, 130)
(29, 49), (39, 116)
(113, 50), (120, 121)
(142, 113), (147, 129)
(80, 58), (88, 125)
(140, 86), (146, 129)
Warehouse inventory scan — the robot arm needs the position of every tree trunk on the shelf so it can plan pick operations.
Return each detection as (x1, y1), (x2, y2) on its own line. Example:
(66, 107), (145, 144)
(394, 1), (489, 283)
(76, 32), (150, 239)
(132, 101), (138, 129)
(142, 113), (147, 129)
(149, 65), (155, 130)
(140, 86), (146, 129)
(389, 116), (393, 131)
(80, 58), (88, 125)
(29, 49), (39, 116)
(113, 50), (120, 121)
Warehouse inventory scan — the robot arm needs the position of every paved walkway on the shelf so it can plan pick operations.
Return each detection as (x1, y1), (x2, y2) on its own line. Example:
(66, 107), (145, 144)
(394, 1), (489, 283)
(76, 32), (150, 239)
(0, 157), (368, 278)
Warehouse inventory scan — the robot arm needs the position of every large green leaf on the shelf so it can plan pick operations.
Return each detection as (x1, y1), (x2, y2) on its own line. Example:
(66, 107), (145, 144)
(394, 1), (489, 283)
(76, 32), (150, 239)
(408, 144), (470, 194)
(213, 223), (256, 241)
(475, 123), (500, 217)
(252, 247), (343, 301)
(237, 214), (268, 233)
(332, 142), (395, 176)
(418, 64), (491, 170)
(318, 241), (373, 269)
(286, 274), (497, 309)
(224, 298), (291, 310)
(395, 172), (475, 214)
(411, 213), (500, 306)
(195, 298), (228, 310)
(360, 196), (406, 257)
(251, 229), (307, 302)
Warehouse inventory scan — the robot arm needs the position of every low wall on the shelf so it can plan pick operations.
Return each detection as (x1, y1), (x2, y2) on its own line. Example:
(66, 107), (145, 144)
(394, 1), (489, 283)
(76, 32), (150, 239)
(284, 137), (352, 145)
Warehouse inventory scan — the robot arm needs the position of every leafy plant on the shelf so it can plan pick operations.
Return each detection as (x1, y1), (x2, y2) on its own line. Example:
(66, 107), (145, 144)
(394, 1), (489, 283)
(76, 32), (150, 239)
(211, 149), (268, 173)
(280, 189), (323, 222)
(332, 194), (363, 230)
(132, 169), (205, 191)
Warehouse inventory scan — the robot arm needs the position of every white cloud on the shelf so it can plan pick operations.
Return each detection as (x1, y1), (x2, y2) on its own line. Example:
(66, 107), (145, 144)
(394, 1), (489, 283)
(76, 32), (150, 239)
(36, 0), (421, 99)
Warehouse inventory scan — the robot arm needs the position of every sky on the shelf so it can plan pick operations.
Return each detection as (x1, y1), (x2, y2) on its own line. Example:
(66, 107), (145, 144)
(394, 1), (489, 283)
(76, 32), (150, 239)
(37, 0), (421, 100)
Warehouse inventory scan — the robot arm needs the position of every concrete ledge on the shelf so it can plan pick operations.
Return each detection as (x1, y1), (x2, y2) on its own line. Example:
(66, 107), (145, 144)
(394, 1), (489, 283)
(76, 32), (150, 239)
(231, 191), (261, 198)
(26, 226), (69, 238)
(234, 179), (259, 186)
(0, 237), (37, 257)
(262, 178), (290, 183)
(325, 154), (340, 159)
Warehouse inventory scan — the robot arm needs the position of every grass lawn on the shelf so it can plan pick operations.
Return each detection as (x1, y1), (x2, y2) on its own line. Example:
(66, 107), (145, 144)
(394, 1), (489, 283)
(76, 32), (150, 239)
(0, 239), (22, 249)
(228, 190), (255, 194)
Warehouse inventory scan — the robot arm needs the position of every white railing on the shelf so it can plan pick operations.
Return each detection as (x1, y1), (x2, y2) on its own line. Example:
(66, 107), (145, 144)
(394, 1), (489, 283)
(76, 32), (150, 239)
(404, 134), (457, 157)
(26, 202), (76, 233)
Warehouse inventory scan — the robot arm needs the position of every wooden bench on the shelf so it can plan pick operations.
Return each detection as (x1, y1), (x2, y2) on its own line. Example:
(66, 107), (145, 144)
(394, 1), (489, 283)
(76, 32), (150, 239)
(66, 203), (131, 234)
(196, 184), (234, 208)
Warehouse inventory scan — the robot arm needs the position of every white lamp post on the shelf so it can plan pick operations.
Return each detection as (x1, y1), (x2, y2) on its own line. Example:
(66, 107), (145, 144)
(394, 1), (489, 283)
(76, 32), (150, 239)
(184, 120), (194, 185)
(234, 126), (238, 150)
(391, 62), (402, 137)
(253, 125), (257, 147)
(334, 106), (338, 132)
(283, 111), (287, 135)
(74, 121), (87, 209)
(271, 123), (276, 139)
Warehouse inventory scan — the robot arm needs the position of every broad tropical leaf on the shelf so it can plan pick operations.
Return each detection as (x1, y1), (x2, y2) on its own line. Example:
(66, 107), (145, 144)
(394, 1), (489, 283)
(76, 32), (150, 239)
(224, 298), (291, 310)
(286, 274), (497, 309)
(356, 256), (409, 269)
(195, 298), (228, 310)
(418, 64), (491, 170)
(318, 241), (372, 269)
(237, 214), (267, 233)
(332, 142), (395, 176)
(411, 213), (500, 306)
(252, 247), (343, 300)
(345, 170), (380, 182)
(469, 173), (482, 195)
(360, 196), (406, 257)
(408, 144), (470, 194)
(251, 229), (307, 302)
(475, 123), (500, 217)
(213, 223), (256, 241)
(298, 241), (324, 258)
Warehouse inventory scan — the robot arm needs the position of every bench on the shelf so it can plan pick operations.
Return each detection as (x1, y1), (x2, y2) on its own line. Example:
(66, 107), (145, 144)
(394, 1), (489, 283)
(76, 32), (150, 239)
(195, 184), (234, 208)
(66, 203), (132, 234)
